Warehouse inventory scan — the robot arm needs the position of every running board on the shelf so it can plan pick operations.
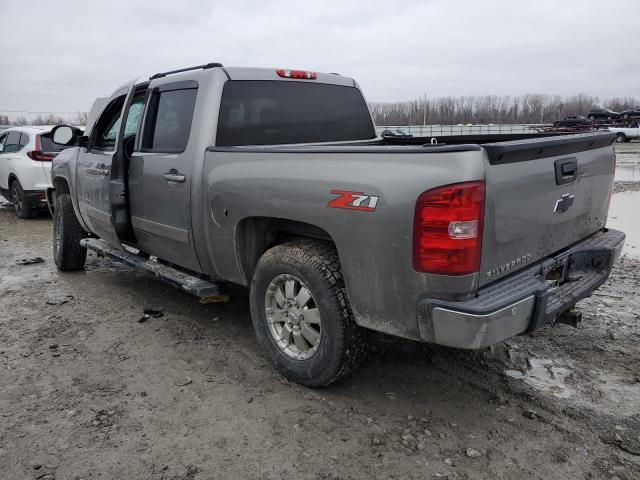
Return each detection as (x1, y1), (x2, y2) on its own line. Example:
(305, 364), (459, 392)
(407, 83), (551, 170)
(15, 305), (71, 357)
(80, 238), (221, 298)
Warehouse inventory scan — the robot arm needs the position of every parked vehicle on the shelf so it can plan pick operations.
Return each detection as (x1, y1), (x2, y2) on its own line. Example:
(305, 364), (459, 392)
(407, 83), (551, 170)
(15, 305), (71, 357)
(587, 107), (621, 121)
(620, 108), (640, 119)
(381, 128), (412, 137)
(608, 122), (640, 142)
(0, 126), (67, 218)
(553, 116), (589, 127)
(48, 63), (625, 387)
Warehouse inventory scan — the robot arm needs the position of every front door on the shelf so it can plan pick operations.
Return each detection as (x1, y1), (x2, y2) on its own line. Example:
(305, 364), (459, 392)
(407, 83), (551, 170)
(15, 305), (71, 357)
(76, 84), (134, 248)
(128, 80), (201, 272)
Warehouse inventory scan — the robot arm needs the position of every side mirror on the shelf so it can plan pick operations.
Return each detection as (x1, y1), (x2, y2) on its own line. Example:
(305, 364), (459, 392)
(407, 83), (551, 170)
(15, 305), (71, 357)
(51, 125), (83, 146)
(0, 143), (4, 153)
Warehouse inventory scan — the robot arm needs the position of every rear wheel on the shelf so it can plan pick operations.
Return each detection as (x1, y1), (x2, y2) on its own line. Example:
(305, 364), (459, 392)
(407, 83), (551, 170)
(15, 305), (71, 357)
(53, 193), (87, 271)
(250, 240), (366, 387)
(615, 133), (626, 143)
(10, 179), (37, 219)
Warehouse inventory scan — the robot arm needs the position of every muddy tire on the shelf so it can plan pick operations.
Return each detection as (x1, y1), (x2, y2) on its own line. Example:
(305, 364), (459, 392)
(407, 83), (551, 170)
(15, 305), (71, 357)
(250, 240), (366, 387)
(10, 179), (37, 219)
(53, 193), (87, 271)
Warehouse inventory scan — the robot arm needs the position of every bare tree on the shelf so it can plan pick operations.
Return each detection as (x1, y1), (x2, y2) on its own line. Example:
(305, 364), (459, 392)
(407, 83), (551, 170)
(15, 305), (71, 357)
(370, 94), (640, 125)
(72, 111), (88, 126)
(31, 114), (67, 126)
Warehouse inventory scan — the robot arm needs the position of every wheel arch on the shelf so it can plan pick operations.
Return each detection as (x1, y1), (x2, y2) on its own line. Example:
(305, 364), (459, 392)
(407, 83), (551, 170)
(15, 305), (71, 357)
(8, 172), (19, 188)
(51, 175), (90, 232)
(47, 176), (71, 216)
(235, 216), (338, 285)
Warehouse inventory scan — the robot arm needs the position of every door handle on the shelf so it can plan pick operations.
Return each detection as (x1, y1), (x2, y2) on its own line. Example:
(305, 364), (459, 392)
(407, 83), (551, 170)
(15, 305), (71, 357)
(162, 170), (186, 183)
(87, 168), (110, 176)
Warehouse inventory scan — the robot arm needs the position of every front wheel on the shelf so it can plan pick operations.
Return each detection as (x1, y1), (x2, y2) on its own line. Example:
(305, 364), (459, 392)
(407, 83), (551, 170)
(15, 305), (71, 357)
(615, 133), (626, 143)
(250, 241), (366, 387)
(53, 193), (87, 271)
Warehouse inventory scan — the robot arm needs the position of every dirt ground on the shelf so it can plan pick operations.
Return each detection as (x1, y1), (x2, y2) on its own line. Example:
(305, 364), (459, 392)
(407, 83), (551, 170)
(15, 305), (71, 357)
(1, 146), (639, 480)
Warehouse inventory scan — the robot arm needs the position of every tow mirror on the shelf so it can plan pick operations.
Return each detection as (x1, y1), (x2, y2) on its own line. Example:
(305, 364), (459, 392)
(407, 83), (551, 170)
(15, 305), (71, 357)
(51, 125), (84, 146)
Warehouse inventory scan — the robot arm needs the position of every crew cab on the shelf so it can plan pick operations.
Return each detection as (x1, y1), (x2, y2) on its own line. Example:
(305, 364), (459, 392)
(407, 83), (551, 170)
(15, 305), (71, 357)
(48, 63), (625, 387)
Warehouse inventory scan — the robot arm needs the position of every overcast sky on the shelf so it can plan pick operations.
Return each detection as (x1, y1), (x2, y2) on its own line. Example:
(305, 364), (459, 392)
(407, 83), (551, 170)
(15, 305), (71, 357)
(1, 0), (638, 116)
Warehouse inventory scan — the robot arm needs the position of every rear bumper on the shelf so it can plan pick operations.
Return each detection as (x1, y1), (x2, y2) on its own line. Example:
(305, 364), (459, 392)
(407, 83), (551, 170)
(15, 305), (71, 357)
(24, 189), (49, 209)
(0, 188), (48, 207)
(417, 229), (625, 349)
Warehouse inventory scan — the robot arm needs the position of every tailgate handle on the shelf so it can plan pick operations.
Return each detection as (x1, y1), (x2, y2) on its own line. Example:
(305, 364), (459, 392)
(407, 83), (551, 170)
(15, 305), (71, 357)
(555, 158), (577, 185)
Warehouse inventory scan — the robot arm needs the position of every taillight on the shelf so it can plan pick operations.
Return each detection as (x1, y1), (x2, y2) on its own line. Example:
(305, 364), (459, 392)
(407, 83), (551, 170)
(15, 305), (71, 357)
(413, 181), (485, 275)
(27, 135), (54, 161)
(276, 68), (317, 80)
(27, 150), (54, 161)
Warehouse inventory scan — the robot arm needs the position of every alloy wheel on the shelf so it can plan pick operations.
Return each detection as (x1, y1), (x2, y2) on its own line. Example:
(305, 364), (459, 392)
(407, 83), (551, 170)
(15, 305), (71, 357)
(264, 274), (322, 360)
(11, 182), (23, 216)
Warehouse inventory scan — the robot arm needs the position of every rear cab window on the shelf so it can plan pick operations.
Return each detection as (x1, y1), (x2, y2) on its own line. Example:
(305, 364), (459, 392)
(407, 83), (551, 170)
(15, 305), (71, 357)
(216, 81), (376, 146)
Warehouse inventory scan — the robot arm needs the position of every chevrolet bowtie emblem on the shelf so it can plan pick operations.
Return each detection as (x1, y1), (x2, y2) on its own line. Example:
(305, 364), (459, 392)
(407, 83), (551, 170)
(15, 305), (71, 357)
(554, 194), (575, 214)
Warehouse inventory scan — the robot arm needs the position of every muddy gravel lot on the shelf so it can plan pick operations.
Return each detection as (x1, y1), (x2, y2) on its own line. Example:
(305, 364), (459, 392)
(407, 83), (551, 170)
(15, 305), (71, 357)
(1, 145), (639, 480)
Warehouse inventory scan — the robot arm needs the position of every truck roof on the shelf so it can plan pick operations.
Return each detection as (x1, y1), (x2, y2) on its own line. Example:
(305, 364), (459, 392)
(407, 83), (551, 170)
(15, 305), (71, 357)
(134, 65), (357, 88)
(223, 66), (356, 87)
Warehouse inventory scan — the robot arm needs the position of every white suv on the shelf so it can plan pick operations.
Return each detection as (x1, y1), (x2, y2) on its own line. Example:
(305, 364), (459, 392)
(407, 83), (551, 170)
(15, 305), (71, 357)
(0, 126), (65, 218)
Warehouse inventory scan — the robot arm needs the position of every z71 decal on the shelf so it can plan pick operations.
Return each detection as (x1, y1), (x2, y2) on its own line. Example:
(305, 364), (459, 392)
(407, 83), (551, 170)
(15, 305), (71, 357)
(327, 190), (380, 212)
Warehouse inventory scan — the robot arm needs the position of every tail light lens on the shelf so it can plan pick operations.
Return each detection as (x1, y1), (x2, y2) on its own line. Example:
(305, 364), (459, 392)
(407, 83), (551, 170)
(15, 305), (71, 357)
(27, 150), (54, 161)
(276, 68), (317, 80)
(27, 135), (54, 161)
(413, 181), (485, 275)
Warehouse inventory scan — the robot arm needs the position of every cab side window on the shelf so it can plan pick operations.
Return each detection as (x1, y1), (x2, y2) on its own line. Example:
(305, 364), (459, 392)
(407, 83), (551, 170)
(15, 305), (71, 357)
(18, 133), (29, 150)
(92, 96), (126, 150)
(3, 131), (21, 154)
(141, 87), (197, 153)
(123, 94), (145, 139)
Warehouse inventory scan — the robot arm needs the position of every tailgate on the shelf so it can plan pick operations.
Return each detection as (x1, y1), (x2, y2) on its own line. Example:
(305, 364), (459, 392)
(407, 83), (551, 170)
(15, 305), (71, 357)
(479, 132), (615, 287)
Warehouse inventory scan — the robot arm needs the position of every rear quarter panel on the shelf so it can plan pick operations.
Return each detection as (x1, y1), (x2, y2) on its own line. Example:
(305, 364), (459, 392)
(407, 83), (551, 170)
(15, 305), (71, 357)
(200, 148), (485, 339)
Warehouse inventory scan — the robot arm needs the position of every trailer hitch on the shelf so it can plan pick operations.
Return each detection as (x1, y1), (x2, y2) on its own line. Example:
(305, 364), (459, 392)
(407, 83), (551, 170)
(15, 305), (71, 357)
(556, 308), (582, 328)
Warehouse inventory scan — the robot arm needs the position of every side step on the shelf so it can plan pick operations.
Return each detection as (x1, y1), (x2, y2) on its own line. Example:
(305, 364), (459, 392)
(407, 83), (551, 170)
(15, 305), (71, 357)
(80, 238), (221, 298)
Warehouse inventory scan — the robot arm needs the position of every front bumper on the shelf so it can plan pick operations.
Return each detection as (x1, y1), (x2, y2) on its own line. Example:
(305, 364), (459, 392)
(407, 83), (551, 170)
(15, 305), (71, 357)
(417, 229), (625, 349)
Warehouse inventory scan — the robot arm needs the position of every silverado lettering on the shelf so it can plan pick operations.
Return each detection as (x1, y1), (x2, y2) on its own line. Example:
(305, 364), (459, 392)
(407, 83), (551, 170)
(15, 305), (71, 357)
(486, 254), (533, 278)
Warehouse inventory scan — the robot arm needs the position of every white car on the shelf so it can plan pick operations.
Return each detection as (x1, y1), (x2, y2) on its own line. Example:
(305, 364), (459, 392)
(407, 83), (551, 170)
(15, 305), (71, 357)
(609, 122), (640, 143)
(0, 126), (65, 218)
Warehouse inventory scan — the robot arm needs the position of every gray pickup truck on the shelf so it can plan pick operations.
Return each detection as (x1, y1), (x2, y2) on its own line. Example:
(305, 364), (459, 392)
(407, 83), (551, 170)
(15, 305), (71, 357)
(49, 63), (625, 387)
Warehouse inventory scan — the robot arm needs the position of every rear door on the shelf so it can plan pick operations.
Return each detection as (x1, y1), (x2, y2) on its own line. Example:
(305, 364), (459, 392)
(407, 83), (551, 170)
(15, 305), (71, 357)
(128, 80), (201, 271)
(479, 134), (615, 287)
(76, 83), (134, 247)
